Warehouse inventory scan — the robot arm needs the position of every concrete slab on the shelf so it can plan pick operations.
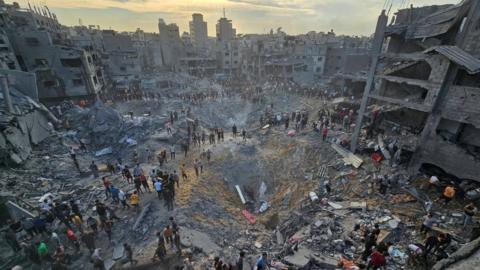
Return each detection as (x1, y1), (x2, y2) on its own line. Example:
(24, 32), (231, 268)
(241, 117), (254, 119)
(180, 228), (221, 254)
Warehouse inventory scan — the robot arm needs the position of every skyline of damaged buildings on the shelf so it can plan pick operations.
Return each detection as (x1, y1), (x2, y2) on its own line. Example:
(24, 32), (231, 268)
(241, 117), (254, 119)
(0, 0), (372, 103)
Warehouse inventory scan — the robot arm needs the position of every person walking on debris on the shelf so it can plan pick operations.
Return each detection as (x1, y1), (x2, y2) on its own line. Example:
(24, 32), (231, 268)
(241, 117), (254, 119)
(118, 189), (130, 209)
(206, 149), (212, 162)
(420, 213), (437, 235)
(122, 243), (138, 266)
(90, 161), (99, 178)
(152, 232), (167, 261)
(170, 144), (176, 159)
(82, 230), (96, 254)
(236, 251), (245, 270)
(122, 165), (133, 184)
(70, 147), (80, 172)
(130, 191), (140, 212)
(242, 129), (247, 142)
(322, 126), (328, 141)
(163, 225), (174, 248)
(102, 176), (111, 199)
(91, 248), (106, 270)
(254, 252), (269, 270)
(435, 183), (455, 205)
(180, 163), (188, 181)
(134, 174), (143, 194)
(463, 202), (477, 228)
(193, 159), (201, 177)
(87, 216), (98, 233)
(140, 173), (151, 192)
(154, 179), (162, 200)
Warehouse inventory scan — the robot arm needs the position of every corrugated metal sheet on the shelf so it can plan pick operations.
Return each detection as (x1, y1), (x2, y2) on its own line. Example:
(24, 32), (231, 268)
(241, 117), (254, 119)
(406, 1), (469, 39)
(425, 45), (480, 74)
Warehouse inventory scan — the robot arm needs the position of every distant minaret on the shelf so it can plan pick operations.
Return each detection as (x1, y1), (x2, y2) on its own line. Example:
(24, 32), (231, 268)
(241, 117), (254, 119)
(223, 8), (226, 18)
(79, 18), (83, 26)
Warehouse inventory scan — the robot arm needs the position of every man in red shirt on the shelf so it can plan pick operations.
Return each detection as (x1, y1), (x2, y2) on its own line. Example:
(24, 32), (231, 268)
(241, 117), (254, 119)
(367, 248), (386, 270)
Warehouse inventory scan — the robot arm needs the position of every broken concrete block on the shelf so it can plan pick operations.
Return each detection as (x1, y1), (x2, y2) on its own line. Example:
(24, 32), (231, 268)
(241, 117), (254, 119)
(180, 228), (221, 254)
(112, 245), (124, 260)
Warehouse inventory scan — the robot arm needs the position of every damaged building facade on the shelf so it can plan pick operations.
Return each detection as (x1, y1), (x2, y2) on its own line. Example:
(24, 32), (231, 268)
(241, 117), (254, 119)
(353, 0), (480, 182)
(0, 1), (105, 102)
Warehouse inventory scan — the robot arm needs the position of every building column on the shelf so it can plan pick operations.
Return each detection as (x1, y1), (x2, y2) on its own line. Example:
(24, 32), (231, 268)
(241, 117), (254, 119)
(350, 10), (388, 153)
(1, 75), (13, 113)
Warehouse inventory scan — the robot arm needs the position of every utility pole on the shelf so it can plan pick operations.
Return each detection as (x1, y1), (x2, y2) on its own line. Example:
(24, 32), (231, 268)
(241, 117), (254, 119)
(350, 10), (388, 153)
(0, 75), (13, 113)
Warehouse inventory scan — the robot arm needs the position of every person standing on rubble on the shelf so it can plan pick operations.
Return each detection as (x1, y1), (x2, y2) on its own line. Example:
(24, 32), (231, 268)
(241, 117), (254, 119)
(139, 173), (151, 193)
(163, 225), (174, 248)
(193, 159), (200, 178)
(90, 161), (99, 178)
(130, 191), (140, 213)
(366, 247), (386, 270)
(122, 165), (133, 184)
(180, 164), (188, 181)
(322, 126), (329, 141)
(102, 176), (111, 199)
(254, 252), (269, 270)
(236, 251), (245, 270)
(242, 129), (247, 142)
(170, 144), (176, 159)
(232, 124), (238, 138)
(152, 232), (167, 262)
(420, 213), (437, 235)
(118, 189), (130, 209)
(70, 147), (80, 172)
(154, 179), (162, 200)
(436, 183), (455, 206)
(82, 230), (96, 254)
(87, 216), (98, 234)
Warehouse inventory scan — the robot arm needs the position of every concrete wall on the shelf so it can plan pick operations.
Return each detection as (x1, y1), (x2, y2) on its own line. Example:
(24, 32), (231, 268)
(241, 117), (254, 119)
(442, 86), (480, 128)
(420, 136), (480, 181)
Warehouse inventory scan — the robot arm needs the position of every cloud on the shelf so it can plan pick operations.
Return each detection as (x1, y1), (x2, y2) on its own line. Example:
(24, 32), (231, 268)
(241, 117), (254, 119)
(16, 0), (461, 35)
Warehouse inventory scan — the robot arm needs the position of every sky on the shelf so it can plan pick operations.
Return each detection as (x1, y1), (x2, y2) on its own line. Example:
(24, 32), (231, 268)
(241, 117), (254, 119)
(17, 0), (460, 36)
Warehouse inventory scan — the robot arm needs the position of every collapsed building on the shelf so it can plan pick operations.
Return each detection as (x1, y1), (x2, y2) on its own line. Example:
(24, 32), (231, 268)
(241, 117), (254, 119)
(0, 1), (106, 103)
(352, 0), (480, 182)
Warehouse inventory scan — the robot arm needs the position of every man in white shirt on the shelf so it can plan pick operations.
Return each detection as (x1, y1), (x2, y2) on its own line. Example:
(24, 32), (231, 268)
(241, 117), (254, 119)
(154, 180), (162, 200)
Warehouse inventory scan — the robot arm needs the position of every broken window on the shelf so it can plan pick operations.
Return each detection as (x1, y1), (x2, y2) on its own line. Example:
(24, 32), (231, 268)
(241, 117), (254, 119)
(120, 66), (127, 71)
(61, 58), (82, 68)
(25, 37), (40, 46)
(43, 80), (56, 87)
(317, 57), (323, 61)
(390, 60), (432, 81)
(72, 78), (83, 86)
(454, 69), (480, 87)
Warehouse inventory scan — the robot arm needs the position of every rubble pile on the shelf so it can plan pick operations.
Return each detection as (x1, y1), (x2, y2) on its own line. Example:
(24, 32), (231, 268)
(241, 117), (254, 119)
(0, 88), (57, 165)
